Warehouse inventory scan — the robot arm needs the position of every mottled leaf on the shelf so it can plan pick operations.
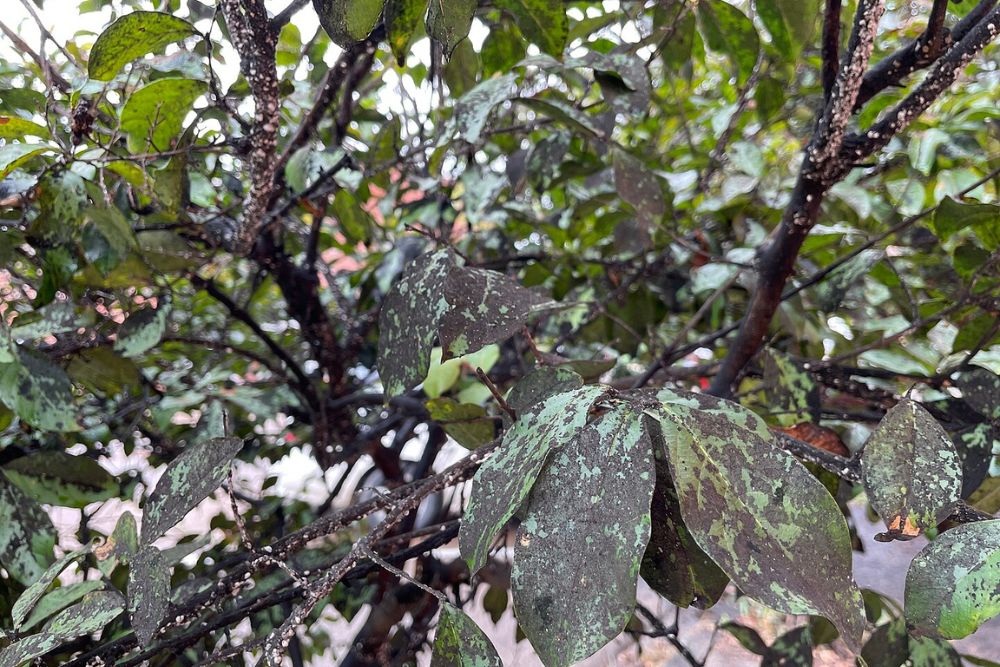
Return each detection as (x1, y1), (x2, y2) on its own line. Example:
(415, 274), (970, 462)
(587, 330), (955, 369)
(861, 616), (961, 667)
(957, 367), (1000, 420)
(121, 78), (206, 152)
(95, 511), (139, 579)
(0, 144), (50, 179)
(426, 397), (496, 449)
(0, 474), (56, 584)
(454, 73), (518, 144)
(141, 436), (243, 543)
(45, 589), (126, 637)
(0, 633), (63, 667)
(613, 148), (665, 229)
(129, 545), (171, 646)
(905, 519), (1000, 639)
(427, 0), (476, 55)
(0, 349), (78, 432)
(10, 301), (87, 340)
(506, 366), (583, 414)
(862, 399), (962, 540)
(313, 0), (384, 46)
(641, 439), (728, 609)
(67, 347), (141, 395)
(377, 250), (456, 398)
(695, 0), (760, 85)
(114, 298), (171, 358)
(812, 249), (884, 312)
(0, 116), (50, 140)
(519, 96), (608, 139)
(385, 0), (424, 65)
(439, 266), (550, 358)
(3, 452), (117, 508)
(648, 390), (865, 652)
(763, 349), (821, 426)
(11, 546), (90, 630)
(32, 170), (88, 242)
(512, 403), (654, 667)
(460, 384), (607, 573)
(762, 626), (814, 667)
(430, 602), (502, 667)
(20, 581), (106, 633)
(481, 20), (526, 76)
(495, 0), (567, 57)
(88, 11), (197, 81)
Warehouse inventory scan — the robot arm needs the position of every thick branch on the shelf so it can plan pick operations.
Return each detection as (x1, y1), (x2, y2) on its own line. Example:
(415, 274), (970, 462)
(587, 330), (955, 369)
(821, 0), (843, 98)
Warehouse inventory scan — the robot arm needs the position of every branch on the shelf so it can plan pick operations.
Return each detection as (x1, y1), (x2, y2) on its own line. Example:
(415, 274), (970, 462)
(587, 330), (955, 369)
(822, 0), (843, 99)
(219, 0), (281, 254)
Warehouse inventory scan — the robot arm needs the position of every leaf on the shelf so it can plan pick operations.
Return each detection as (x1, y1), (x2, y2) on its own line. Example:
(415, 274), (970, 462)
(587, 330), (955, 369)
(861, 399), (962, 540)
(33, 170), (88, 242)
(648, 389), (866, 652)
(481, 21), (526, 76)
(120, 78), (207, 153)
(427, 0), (476, 55)
(0, 634), (63, 667)
(129, 545), (171, 646)
(385, 0), (424, 65)
(10, 301), (88, 340)
(511, 402), (654, 667)
(0, 477), (58, 584)
(695, 0), (760, 85)
(377, 250), (456, 398)
(721, 622), (768, 655)
(640, 440), (728, 609)
(11, 546), (90, 630)
(430, 603), (502, 667)
(494, 0), (567, 57)
(762, 349), (821, 426)
(2, 452), (117, 508)
(454, 73), (518, 144)
(506, 366), (583, 414)
(762, 626), (814, 667)
(438, 266), (550, 358)
(114, 298), (171, 358)
(459, 384), (607, 573)
(313, 0), (384, 46)
(904, 519), (1000, 639)
(0, 349), (78, 432)
(67, 347), (142, 395)
(932, 197), (1000, 250)
(757, 0), (820, 58)
(861, 617), (961, 667)
(426, 397), (496, 449)
(519, 96), (608, 139)
(957, 367), (1000, 420)
(95, 511), (139, 577)
(613, 148), (665, 230)
(88, 11), (197, 81)
(141, 436), (244, 543)
(45, 589), (127, 637)
(812, 249), (884, 312)
(0, 144), (50, 179)
(20, 581), (106, 633)
(0, 116), (50, 140)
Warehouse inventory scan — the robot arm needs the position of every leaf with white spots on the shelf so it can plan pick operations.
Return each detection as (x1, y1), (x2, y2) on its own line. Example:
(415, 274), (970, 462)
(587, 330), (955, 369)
(647, 393), (866, 652)
(88, 11), (197, 81)
(114, 297), (171, 358)
(506, 366), (583, 414)
(438, 266), (551, 359)
(129, 545), (171, 646)
(0, 349), (78, 432)
(454, 73), (518, 144)
(862, 399), (962, 540)
(860, 617), (961, 666)
(430, 602), (502, 667)
(511, 402), (654, 667)
(762, 349), (820, 427)
(426, 0), (476, 55)
(10, 301), (90, 340)
(460, 384), (607, 574)
(957, 366), (1000, 421)
(905, 519), (1000, 639)
(377, 250), (456, 399)
(11, 545), (90, 630)
(140, 436), (243, 543)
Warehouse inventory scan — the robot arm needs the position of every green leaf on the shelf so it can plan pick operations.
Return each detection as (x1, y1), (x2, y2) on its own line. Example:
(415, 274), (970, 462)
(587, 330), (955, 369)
(932, 197), (1000, 250)
(861, 399), (962, 539)
(423, 347), (463, 399)
(957, 367), (1000, 420)
(481, 21), (526, 76)
(95, 511), (139, 577)
(313, 0), (385, 47)
(506, 366), (583, 414)
(640, 440), (728, 609)
(454, 73), (518, 144)
(141, 436), (244, 543)
(20, 581), (105, 633)
(330, 189), (373, 243)
(762, 626), (813, 667)
(129, 545), (171, 646)
(811, 248), (883, 312)
(0, 349), (79, 432)
(0, 633), (63, 667)
(0, 143), (50, 179)
(10, 301), (89, 340)
(430, 603), (502, 667)
(377, 250), (456, 398)
(11, 545), (90, 630)
(695, 0), (760, 85)
(439, 265), (550, 358)
(905, 519), (1000, 639)
(459, 384), (607, 573)
(648, 389), (866, 652)
(121, 78), (206, 153)
(114, 298), (171, 358)
(426, 397), (495, 449)
(2, 452), (117, 508)
(427, 0), (476, 55)
(762, 349), (820, 426)
(721, 622), (768, 655)
(46, 589), (126, 637)
(757, 0), (820, 58)
(385, 0), (424, 65)
(495, 0), (567, 57)
(88, 11), (197, 81)
(861, 616), (961, 667)
(511, 402), (654, 667)
(33, 170), (88, 242)
(67, 347), (142, 395)
(613, 148), (665, 230)
(0, 473), (55, 585)
(0, 116), (50, 140)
